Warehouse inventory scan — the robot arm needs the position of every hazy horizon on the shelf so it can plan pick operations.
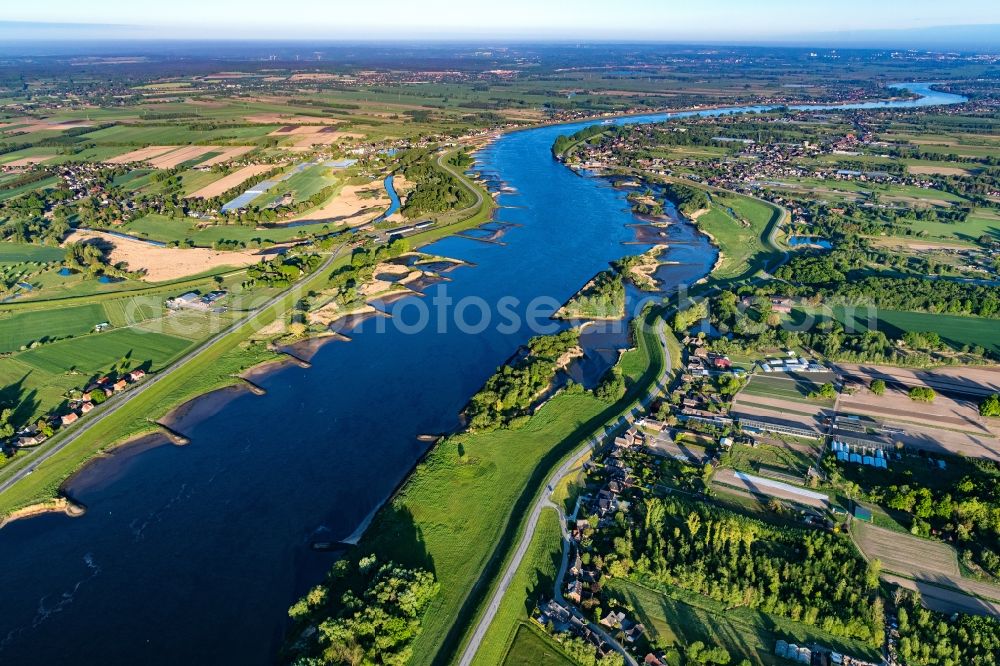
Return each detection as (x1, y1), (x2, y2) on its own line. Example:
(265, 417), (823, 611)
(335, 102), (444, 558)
(2, 0), (1000, 50)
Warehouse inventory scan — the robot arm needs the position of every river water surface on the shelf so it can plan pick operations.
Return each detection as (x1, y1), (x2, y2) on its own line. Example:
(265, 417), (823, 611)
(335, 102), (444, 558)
(0, 83), (964, 664)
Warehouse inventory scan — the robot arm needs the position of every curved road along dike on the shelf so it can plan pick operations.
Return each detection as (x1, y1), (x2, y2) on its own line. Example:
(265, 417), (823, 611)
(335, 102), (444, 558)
(0, 245), (346, 500)
(458, 322), (672, 666)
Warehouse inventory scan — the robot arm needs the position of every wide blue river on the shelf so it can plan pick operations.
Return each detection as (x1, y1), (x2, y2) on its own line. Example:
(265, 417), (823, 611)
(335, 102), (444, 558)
(0, 83), (964, 664)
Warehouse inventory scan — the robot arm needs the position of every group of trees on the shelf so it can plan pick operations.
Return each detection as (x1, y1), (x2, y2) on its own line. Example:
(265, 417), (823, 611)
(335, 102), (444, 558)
(557, 270), (625, 320)
(396, 148), (475, 217)
(552, 124), (611, 157)
(600, 496), (885, 647)
(893, 589), (1000, 665)
(244, 253), (323, 289)
(979, 393), (1000, 417)
(326, 238), (410, 307)
(464, 329), (580, 431)
(663, 183), (710, 217)
(284, 555), (439, 666)
(908, 386), (936, 403)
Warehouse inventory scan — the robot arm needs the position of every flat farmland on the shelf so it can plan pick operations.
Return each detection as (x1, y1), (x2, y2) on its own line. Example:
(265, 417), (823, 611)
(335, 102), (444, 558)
(796, 306), (1000, 355)
(0, 303), (107, 352)
(198, 146), (255, 166)
(187, 164), (276, 199)
(837, 381), (991, 434)
(258, 163), (338, 204)
(126, 213), (339, 246)
(106, 145), (180, 165)
(0, 242), (64, 263)
(853, 522), (1000, 608)
(81, 123), (279, 146)
(17, 328), (193, 375)
(146, 145), (239, 169)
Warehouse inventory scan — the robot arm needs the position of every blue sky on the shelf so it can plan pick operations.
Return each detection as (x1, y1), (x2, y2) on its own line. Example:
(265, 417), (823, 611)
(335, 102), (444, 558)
(2, 0), (999, 40)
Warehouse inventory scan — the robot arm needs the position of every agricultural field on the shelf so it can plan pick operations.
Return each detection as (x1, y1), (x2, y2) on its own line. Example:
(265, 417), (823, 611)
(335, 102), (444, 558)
(852, 521), (1000, 610)
(125, 213), (341, 246)
(79, 123), (280, 146)
(0, 302), (109, 352)
(792, 306), (1000, 355)
(16, 327), (193, 375)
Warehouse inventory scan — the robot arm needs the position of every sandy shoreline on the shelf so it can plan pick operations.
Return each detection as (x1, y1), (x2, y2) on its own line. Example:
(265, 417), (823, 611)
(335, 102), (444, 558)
(0, 497), (86, 529)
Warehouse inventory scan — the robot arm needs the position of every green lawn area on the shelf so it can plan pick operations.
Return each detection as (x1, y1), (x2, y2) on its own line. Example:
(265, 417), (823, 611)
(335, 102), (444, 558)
(722, 441), (817, 476)
(886, 207), (1000, 244)
(695, 191), (782, 282)
(793, 306), (1000, 355)
(472, 508), (565, 666)
(0, 242), (64, 264)
(125, 213), (343, 246)
(18, 328), (192, 375)
(740, 373), (834, 406)
(502, 624), (575, 666)
(0, 303), (108, 352)
(610, 578), (881, 665)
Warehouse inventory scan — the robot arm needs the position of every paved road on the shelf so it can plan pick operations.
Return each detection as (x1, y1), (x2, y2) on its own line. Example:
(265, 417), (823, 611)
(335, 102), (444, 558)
(458, 321), (673, 666)
(0, 246), (345, 498)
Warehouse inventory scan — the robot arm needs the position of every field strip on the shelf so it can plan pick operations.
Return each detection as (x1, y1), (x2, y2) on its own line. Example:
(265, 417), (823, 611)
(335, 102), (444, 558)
(731, 396), (829, 418)
(106, 145), (181, 165)
(187, 164), (276, 199)
(853, 521), (1000, 604)
(198, 146), (254, 166)
(883, 575), (1000, 618)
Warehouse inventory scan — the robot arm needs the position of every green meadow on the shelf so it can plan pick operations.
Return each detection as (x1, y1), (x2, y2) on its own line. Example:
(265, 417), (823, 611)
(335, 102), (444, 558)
(792, 306), (1000, 354)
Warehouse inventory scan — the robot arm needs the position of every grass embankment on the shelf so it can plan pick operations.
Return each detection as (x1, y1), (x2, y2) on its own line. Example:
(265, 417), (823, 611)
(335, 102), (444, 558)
(694, 191), (784, 282)
(359, 309), (670, 666)
(470, 508), (565, 666)
(610, 578), (882, 665)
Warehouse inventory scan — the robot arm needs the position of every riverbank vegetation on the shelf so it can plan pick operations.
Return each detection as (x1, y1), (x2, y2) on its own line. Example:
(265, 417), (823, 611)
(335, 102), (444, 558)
(284, 556), (439, 665)
(555, 271), (625, 320)
(663, 183), (709, 217)
(465, 329), (581, 431)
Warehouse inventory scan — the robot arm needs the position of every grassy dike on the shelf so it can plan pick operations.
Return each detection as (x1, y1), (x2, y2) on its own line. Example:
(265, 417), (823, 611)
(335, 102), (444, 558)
(0, 152), (496, 518)
(354, 306), (672, 666)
